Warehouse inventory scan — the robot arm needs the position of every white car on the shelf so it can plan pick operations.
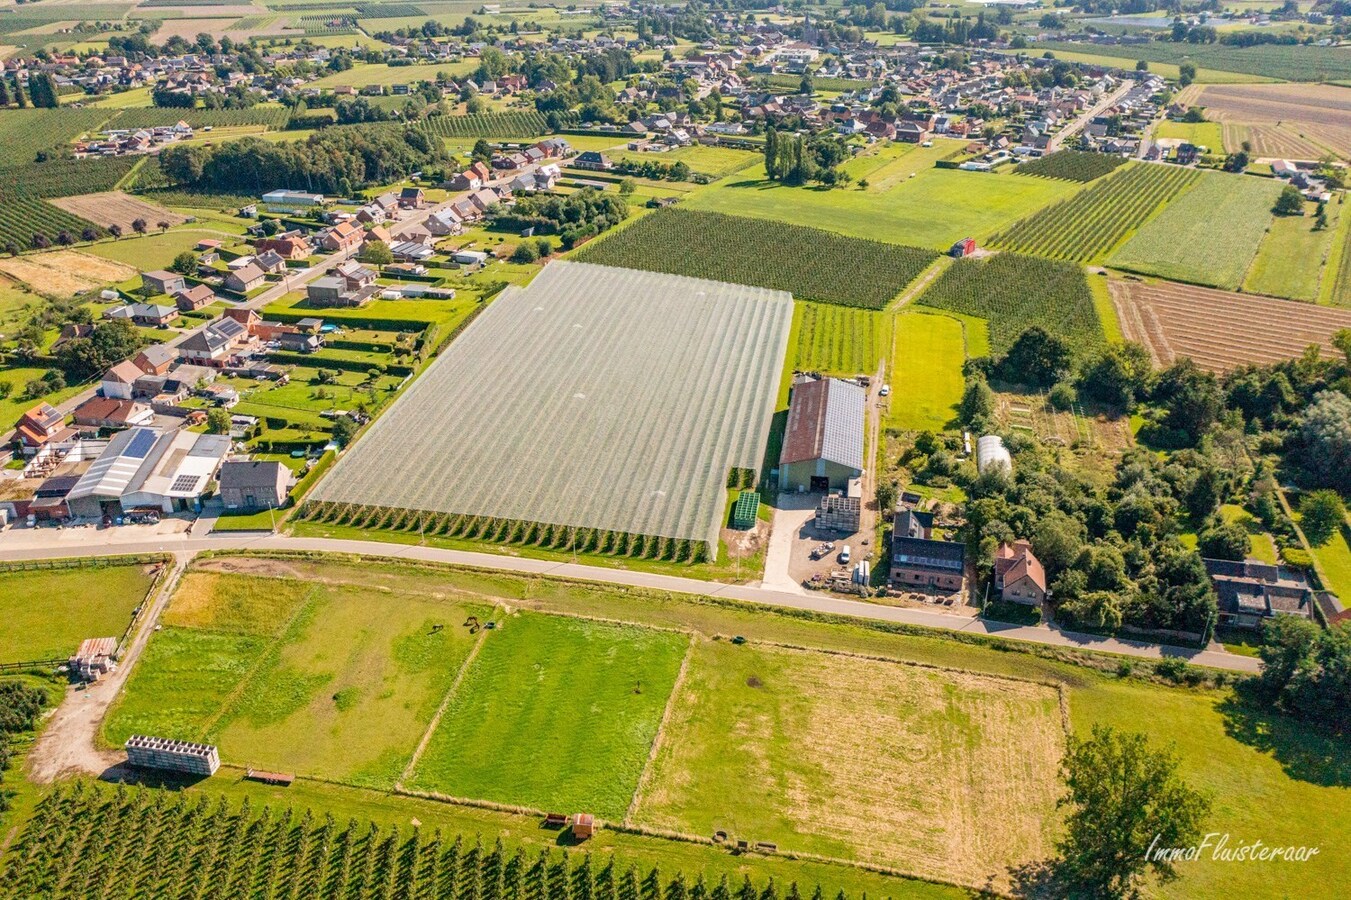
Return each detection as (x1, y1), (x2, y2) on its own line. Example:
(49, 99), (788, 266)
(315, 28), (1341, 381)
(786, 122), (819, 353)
(838, 545), (852, 565)
(879, 384), (891, 397)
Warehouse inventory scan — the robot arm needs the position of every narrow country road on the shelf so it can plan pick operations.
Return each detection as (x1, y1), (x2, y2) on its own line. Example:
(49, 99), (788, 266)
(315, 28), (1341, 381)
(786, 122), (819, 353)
(0, 530), (1261, 673)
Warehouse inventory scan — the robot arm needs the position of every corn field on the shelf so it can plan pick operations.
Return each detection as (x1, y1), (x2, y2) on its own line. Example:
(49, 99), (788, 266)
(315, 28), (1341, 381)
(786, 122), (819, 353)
(2, 783), (848, 900)
(991, 163), (1201, 263)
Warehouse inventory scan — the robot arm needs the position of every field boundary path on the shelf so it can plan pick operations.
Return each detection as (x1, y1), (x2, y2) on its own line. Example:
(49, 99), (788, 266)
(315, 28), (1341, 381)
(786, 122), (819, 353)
(887, 255), (950, 312)
(396, 606), (500, 790)
(26, 551), (189, 783)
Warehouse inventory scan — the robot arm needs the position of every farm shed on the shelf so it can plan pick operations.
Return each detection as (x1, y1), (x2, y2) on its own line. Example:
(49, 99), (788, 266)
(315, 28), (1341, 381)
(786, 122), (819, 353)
(218, 460), (290, 511)
(778, 377), (865, 493)
(125, 735), (220, 776)
(66, 428), (230, 518)
(308, 261), (793, 560)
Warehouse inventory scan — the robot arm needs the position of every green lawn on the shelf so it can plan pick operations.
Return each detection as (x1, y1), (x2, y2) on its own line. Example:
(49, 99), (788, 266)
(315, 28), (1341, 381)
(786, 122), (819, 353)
(1244, 201), (1342, 302)
(1089, 274), (1124, 343)
(632, 641), (1063, 886)
(85, 228), (234, 271)
(1154, 120), (1227, 151)
(0, 366), (86, 432)
(887, 310), (966, 432)
(407, 611), (689, 819)
(1110, 170), (1281, 290)
(609, 144), (762, 179)
(685, 162), (1079, 251)
(305, 60), (477, 90)
(262, 290), (483, 331)
(0, 563), (154, 662)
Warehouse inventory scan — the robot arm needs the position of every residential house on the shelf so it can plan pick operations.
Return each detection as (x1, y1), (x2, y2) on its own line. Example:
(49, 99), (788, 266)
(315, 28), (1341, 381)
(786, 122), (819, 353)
(573, 151), (612, 171)
(223, 262), (266, 294)
(254, 249), (287, 274)
(110, 303), (179, 327)
(221, 307), (261, 334)
(1203, 559), (1316, 629)
(895, 121), (929, 143)
(399, 187), (426, 209)
(255, 233), (312, 260)
(425, 209), (464, 236)
(449, 161), (491, 190)
(307, 275), (377, 308)
(319, 220), (363, 252)
(101, 360), (144, 400)
(12, 403), (70, 454)
(173, 284), (216, 311)
(177, 318), (249, 367)
(334, 260), (376, 290)
(141, 270), (186, 296)
(889, 507), (966, 594)
(218, 460), (290, 511)
(993, 541), (1047, 606)
(134, 344), (176, 376)
(72, 396), (154, 430)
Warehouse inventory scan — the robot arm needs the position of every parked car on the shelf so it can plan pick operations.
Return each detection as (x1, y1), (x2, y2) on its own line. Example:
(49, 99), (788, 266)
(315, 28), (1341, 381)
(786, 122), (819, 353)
(838, 545), (851, 564)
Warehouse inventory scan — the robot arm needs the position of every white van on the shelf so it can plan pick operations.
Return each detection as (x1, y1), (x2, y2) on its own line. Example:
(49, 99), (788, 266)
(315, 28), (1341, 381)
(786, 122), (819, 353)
(838, 545), (852, 565)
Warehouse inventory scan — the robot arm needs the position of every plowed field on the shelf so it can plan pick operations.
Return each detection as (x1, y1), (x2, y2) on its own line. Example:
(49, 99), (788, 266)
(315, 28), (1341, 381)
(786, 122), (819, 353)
(1199, 84), (1351, 159)
(1110, 279), (1351, 373)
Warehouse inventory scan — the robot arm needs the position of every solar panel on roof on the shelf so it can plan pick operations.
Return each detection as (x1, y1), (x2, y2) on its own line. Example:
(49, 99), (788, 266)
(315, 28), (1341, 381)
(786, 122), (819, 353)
(171, 474), (201, 493)
(125, 430), (158, 459)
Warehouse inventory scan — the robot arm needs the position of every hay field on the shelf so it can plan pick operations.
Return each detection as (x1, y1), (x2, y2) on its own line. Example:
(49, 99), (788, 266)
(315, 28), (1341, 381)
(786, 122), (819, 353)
(104, 571), (491, 787)
(1198, 83), (1351, 159)
(50, 191), (186, 232)
(407, 611), (689, 819)
(631, 641), (1065, 889)
(0, 250), (134, 293)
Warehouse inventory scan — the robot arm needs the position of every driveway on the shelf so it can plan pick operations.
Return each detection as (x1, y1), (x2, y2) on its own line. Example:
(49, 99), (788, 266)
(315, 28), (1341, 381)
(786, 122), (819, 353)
(762, 493), (819, 594)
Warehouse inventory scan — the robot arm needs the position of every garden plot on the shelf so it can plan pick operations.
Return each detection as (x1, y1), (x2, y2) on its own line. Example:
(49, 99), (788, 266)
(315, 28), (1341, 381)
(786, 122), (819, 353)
(50, 191), (186, 233)
(307, 261), (793, 560)
(630, 641), (1065, 890)
(1109, 279), (1351, 373)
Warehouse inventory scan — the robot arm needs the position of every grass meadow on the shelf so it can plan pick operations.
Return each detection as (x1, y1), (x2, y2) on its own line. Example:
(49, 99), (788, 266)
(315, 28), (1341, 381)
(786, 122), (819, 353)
(887, 310), (967, 432)
(0, 563), (154, 662)
(81, 556), (1351, 898)
(1245, 200), (1342, 302)
(103, 571), (490, 787)
(1154, 120), (1227, 150)
(407, 612), (689, 819)
(1110, 170), (1281, 289)
(631, 641), (1064, 886)
(684, 161), (1079, 251)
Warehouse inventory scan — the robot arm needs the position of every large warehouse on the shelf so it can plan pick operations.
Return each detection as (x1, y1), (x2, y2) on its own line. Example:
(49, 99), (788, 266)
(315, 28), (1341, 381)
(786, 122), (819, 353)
(778, 376), (866, 493)
(309, 261), (793, 559)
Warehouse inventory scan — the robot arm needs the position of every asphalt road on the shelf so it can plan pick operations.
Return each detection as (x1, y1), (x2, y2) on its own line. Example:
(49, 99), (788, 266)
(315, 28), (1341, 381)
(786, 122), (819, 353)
(0, 529), (1260, 672)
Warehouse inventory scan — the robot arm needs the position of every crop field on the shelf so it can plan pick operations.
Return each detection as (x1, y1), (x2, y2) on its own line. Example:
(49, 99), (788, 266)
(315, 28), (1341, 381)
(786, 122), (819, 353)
(0, 562), (155, 662)
(1109, 279), (1351, 373)
(1223, 122), (1327, 160)
(1196, 83), (1351, 159)
(104, 571), (489, 787)
(0, 156), (140, 199)
(684, 164), (1079, 251)
(576, 209), (936, 309)
(408, 612), (688, 818)
(631, 641), (1064, 888)
(1013, 149), (1127, 182)
(1329, 209), (1351, 307)
(108, 105), (293, 130)
(1109, 170), (1280, 290)
(1035, 40), (1351, 82)
(1245, 201), (1341, 302)
(49, 191), (186, 233)
(917, 253), (1105, 359)
(0, 250), (134, 294)
(418, 110), (551, 139)
(886, 310), (967, 432)
(990, 162), (1201, 263)
(791, 302), (889, 375)
(0, 108), (112, 165)
(0, 197), (103, 252)
(306, 60), (477, 90)
(306, 262), (792, 561)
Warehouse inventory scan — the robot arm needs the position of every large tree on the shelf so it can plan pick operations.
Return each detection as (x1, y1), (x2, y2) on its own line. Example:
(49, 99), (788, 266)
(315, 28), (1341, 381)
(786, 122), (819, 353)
(1056, 725), (1210, 898)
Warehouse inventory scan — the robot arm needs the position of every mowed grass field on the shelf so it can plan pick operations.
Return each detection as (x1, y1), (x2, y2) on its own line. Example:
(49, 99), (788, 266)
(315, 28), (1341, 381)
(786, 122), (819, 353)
(103, 571), (491, 787)
(1110, 170), (1281, 290)
(887, 310), (967, 432)
(631, 641), (1064, 887)
(684, 161), (1079, 251)
(79, 556), (1351, 898)
(0, 563), (155, 662)
(1245, 200), (1342, 301)
(407, 612), (689, 819)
